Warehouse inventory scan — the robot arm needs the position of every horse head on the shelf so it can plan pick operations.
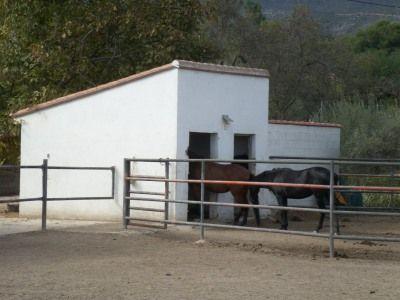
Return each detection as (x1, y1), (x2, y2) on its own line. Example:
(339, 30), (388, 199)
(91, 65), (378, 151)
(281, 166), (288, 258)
(185, 148), (205, 159)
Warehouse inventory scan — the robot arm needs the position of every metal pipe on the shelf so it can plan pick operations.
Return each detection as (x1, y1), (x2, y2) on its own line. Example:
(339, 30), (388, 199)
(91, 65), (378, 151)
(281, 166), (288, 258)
(123, 159), (130, 229)
(338, 206), (400, 212)
(336, 189), (400, 195)
(47, 166), (114, 170)
(125, 197), (330, 213)
(126, 196), (400, 217)
(126, 158), (330, 164)
(270, 155), (400, 163)
(126, 157), (400, 166)
(339, 173), (400, 179)
(334, 210), (400, 217)
(336, 185), (400, 192)
(130, 191), (165, 196)
(329, 160), (335, 258)
(131, 175), (166, 179)
(127, 176), (400, 193)
(200, 161), (205, 240)
(41, 159), (48, 231)
(334, 234), (400, 243)
(0, 165), (43, 169)
(334, 161), (400, 167)
(130, 206), (165, 212)
(164, 161), (170, 230)
(111, 166), (115, 198)
(125, 217), (329, 238)
(127, 177), (331, 189)
(0, 197), (43, 204)
(46, 197), (114, 201)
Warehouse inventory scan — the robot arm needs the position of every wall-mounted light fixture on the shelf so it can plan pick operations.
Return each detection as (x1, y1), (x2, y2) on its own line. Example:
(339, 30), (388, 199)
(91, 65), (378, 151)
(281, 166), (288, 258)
(222, 114), (234, 126)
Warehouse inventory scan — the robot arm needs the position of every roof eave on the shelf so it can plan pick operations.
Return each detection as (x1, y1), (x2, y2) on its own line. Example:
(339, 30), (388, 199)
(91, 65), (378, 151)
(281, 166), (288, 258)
(12, 63), (175, 118)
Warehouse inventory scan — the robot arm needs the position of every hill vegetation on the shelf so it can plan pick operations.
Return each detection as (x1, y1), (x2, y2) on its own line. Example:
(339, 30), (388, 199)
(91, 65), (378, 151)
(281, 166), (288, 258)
(258, 0), (400, 34)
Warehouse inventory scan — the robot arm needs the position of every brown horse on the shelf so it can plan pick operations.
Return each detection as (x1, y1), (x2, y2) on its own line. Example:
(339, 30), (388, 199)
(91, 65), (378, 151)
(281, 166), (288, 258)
(186, 149), (258, 226)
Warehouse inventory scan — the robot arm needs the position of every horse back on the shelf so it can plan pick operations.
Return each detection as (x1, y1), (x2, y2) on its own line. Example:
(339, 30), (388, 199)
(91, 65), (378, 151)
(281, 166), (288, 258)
(207, 163), (250, 181)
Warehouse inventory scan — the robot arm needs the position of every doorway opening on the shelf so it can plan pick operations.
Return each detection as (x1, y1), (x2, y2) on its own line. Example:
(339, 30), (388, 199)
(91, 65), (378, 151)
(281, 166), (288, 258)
(234, 134), (255, 172)
(187, 132), (217, 220)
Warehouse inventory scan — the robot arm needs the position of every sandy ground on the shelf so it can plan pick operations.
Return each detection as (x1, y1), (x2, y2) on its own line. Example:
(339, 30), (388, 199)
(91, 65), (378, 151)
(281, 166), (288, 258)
(1, 214), (400, 300)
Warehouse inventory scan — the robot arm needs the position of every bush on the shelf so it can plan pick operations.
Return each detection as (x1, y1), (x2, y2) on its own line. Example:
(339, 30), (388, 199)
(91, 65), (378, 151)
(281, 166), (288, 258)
(314, 100), (400, 159)
(314, 100), (400, 207)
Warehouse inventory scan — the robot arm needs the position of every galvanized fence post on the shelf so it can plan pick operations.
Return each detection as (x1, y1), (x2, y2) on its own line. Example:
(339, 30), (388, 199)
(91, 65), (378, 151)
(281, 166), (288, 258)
(164, 161), (170, 229)
(41, 159), (48, 231)
(123, 159), (130, 229)
(329, 160), (335, 258)
(200, 160), (205, 240)
(111, 166), (116, 198)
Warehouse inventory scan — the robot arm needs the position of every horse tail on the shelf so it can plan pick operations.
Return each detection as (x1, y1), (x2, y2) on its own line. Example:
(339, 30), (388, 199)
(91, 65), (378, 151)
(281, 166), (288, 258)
(334, 173), (339, 185)
(333, 173), (348, 205)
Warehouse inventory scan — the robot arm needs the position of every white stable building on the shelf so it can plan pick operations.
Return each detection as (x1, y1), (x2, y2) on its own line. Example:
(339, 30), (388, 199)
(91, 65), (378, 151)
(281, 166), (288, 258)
(13, 60), (341, 222)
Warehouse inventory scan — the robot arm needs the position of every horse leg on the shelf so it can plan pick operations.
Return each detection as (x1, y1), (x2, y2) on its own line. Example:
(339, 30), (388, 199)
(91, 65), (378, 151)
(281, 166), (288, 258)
(315, 197), (326, 233)
(188, 183), (201, 220)
(233, 207), (241, 225)
(336, 215), (341, 235)
(233, 189), (249, 226)
(277, 196), (288, 230)
(239, 207), (249, 226)
(249, 188), (261, 227)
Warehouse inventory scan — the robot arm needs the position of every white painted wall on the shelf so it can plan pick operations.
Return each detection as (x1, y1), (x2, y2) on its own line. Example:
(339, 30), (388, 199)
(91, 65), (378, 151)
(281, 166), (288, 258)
(18, 69), (178, 220)
(174, 69), (269, 222)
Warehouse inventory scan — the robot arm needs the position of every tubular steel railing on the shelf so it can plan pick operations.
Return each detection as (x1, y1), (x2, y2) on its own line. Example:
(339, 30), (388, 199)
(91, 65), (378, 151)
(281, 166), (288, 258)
(123, 157), (400, 258)
(0, 159), (115, 230)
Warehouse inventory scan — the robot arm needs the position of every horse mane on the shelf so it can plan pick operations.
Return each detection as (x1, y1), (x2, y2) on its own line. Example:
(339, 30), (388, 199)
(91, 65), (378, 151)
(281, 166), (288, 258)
(272, 167), (290, 172)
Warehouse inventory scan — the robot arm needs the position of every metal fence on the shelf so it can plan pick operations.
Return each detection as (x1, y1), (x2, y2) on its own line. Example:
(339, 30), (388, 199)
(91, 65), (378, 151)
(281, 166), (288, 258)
(0, 159), (115, 230)
(124, 157), (400, 258)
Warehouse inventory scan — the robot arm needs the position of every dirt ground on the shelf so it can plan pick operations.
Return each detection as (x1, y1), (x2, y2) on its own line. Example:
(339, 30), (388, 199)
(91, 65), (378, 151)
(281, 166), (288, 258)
(1, 214), (400, 300)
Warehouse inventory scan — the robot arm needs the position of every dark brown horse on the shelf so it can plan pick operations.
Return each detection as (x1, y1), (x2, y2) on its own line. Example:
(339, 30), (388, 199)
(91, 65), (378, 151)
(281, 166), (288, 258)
(250, 167), (347, 232)
(187, 149), (258, 226)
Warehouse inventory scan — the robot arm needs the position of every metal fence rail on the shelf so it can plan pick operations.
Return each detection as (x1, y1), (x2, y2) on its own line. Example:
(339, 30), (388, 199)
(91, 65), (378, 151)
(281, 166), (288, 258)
(0, 159), (115, 230)
(123, 157), (400, 258)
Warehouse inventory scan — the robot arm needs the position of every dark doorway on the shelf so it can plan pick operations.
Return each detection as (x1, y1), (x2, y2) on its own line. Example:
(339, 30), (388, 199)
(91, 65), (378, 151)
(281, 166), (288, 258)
(234, 134), (255, 172)
(187, 132), (217, 220)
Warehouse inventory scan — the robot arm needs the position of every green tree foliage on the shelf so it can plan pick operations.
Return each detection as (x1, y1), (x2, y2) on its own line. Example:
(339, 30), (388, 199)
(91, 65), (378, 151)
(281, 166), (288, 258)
(315, 100), (400, 159)
(348, 21), (400, 105)
(205, 5), (345, 119)
(1, 1), (400, 163)
(255, 7), (342, 119)
(0, 0), (218, 163)
(0, 0), (217, 111)
(314, 100), (400, 206)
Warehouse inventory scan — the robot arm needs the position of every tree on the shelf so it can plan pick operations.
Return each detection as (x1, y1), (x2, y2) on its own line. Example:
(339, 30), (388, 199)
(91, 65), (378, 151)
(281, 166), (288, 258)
(0, 0), (218, 163)
(249, 7), (344, 119)
(348, 21), (400, 105)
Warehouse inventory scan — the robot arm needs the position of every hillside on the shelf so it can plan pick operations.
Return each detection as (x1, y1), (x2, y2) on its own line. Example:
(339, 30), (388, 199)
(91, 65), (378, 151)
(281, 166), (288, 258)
(258, 0), (400, 34)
